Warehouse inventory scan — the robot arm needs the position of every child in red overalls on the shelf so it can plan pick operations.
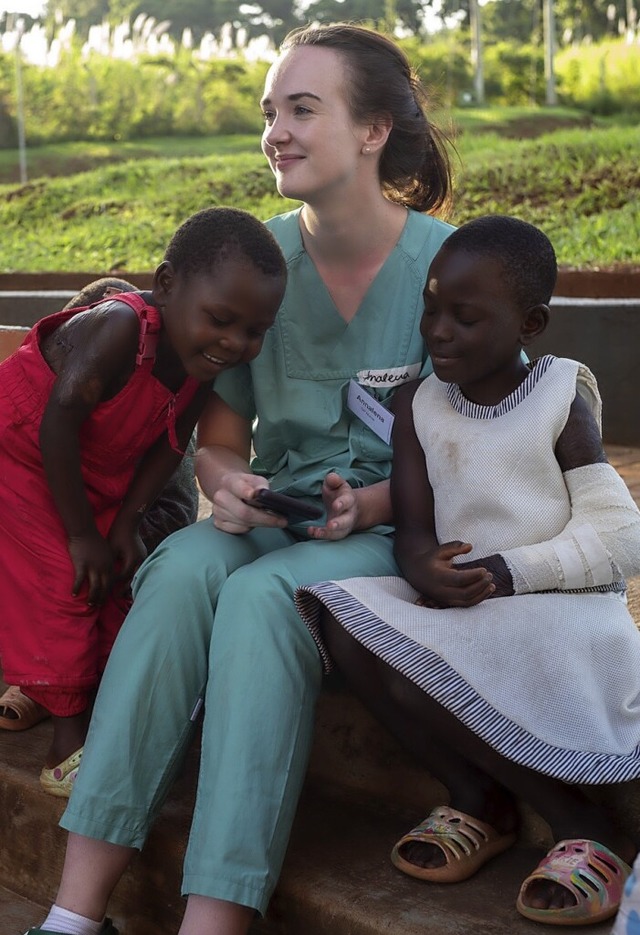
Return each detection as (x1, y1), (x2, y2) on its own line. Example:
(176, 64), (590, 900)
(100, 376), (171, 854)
(0, 276), (201, 734)
(0, 207), (286, 796)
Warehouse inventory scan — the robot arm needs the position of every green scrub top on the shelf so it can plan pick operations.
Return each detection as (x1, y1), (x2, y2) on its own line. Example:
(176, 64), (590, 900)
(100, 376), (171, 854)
(214, 207), (454, 508)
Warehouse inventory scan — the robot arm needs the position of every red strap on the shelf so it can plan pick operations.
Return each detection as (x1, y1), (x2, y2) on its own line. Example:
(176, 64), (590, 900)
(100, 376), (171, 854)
(166, 398), (186, 455)
(136, 316), (159, 366)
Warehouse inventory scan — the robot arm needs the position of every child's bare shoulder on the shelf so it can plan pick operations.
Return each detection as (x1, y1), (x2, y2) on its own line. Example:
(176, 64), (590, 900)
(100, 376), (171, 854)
(42, 299), (141, 377)
(555, 393), (607, 472)
(77, 297), (140, 333)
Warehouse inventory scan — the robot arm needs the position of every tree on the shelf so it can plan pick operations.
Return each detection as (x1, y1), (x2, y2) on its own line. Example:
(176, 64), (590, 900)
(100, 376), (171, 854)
(480, 0), (543, 44)
(303, 0), (425, 35)
(128, 0), (237, 43)
(236, 0), (300, 47)
(43, 0), (110, 38)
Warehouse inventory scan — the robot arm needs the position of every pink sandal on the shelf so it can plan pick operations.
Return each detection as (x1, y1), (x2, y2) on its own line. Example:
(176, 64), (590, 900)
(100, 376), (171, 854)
(390, 805), (516, 883)
(516, 839), (631, 926)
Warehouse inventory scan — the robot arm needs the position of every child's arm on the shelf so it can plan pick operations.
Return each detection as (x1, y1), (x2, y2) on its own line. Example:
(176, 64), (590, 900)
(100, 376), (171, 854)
(194, 391), (276, 534)
(108, 382), (213, 579)
(39, 304), (140, 605)
(455, 394), (610, 594)
(391, 382), (495, 608)
(495, 393), (640, 592)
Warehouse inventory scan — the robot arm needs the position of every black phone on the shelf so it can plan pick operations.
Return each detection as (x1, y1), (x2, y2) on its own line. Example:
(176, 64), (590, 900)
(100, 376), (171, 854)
(247, 489), (323, 523)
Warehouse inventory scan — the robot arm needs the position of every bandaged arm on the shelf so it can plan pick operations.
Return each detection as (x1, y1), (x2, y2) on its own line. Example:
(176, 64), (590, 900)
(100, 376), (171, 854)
(500, 462), (640, 593)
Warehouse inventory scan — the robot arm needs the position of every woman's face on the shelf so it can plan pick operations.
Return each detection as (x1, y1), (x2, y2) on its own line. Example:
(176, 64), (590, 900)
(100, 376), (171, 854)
(261, 45), (370, 206)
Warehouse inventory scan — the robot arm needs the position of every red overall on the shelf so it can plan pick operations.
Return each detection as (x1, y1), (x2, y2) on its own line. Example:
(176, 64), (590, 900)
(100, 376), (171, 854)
(0, 293), (200, 716)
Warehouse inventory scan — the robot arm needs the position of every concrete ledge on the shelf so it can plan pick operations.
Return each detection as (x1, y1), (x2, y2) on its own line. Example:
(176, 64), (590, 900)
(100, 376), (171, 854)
(0, 291), (76, 327)
(532, 298), (640, 446)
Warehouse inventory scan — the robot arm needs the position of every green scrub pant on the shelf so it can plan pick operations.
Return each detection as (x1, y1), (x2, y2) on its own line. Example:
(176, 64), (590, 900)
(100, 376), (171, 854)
(61, 518), (398, 915)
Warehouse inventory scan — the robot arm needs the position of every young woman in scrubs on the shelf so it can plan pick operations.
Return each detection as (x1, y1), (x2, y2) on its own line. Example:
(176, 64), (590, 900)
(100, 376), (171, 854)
(30, 23), (455, 935)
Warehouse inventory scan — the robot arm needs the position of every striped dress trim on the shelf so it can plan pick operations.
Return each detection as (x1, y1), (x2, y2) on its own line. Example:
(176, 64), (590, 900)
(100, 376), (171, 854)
(295, 582), (640, 785)
(445, 355), (555, 420)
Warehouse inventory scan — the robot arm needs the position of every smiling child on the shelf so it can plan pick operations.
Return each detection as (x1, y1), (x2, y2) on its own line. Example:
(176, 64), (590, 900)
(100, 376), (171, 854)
(0, 206), (285, 795)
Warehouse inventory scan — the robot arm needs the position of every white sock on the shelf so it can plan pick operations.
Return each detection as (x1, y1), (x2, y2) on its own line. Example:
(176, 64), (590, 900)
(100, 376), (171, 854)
(41, 905), (103, 935)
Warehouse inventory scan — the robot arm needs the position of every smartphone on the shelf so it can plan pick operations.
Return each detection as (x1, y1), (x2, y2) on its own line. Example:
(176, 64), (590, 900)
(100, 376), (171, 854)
(247, 489), (323, 523)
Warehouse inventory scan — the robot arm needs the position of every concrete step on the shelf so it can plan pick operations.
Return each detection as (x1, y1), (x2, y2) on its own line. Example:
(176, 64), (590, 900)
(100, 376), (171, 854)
(270, 793), (616, 935)
(0, 701), (210, 934)
(0, 886), (47, 933)
(0, 726), (616, 935)
(308, 674), (640, 855)
(0, 684), (627, 935)
(0, 325), (28, 361)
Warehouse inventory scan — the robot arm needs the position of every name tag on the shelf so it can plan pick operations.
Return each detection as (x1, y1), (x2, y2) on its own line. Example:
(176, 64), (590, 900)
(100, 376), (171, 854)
(357, 363), (421, 388)
(347, 379), (395, 445)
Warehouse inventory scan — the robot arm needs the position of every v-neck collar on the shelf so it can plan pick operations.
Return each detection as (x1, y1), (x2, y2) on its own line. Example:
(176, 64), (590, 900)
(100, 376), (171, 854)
(292, 208), (413, 328)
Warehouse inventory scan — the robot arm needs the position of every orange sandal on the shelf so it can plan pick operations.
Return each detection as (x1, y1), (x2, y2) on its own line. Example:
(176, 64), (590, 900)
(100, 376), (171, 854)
(0, 685), (50, 731)
(391, 805), (516, 883)
(516, 839), (631, 926)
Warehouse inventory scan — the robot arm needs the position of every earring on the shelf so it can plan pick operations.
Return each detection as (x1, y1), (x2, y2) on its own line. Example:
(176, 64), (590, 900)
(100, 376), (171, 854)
(362, 145), (371, 154)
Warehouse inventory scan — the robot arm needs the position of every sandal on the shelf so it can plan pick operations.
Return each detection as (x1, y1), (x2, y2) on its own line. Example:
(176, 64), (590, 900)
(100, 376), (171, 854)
(516, 839), (632, 926)
(390, 805), (517, 883)
(0, 685), (50, 731)
(39, 746), (83, 798)
(24, 921), (118, 934)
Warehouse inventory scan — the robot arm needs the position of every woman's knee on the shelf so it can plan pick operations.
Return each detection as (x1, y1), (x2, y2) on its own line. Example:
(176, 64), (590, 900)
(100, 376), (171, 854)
(133, 520), (244, 600)
(215, 564), (322, 682)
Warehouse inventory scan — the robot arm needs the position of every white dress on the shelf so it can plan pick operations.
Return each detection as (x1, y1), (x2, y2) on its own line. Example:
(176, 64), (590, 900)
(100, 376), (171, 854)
(296, 357), (640, 784)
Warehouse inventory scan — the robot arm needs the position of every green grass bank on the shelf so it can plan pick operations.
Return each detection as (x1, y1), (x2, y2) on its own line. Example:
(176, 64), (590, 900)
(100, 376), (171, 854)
(0, 109), (638, 273)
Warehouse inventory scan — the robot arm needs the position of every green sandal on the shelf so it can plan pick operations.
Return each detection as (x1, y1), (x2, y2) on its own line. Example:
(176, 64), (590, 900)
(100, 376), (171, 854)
(24, 921), (118, 935)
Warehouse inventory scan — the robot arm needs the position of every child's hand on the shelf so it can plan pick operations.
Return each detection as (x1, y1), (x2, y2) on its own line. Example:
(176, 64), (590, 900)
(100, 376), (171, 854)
(108, 518), (147, 583)
(455, 553), (514, 598)
(68, 530), (114, 606)
(416, 541), (496, 608)
(307, 472), (357, 541)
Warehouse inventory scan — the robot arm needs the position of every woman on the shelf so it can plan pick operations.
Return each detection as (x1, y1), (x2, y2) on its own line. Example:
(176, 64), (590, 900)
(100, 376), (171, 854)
(29, 23), (455, 935)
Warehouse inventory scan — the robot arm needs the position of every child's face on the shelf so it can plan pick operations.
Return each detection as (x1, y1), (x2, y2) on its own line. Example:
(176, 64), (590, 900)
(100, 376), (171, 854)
(159, 258), (284, 381)
(421, 247), (528, 403)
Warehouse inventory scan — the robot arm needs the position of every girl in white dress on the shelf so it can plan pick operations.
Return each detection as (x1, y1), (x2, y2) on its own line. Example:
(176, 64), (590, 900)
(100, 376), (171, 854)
(296, 215), (640, 927)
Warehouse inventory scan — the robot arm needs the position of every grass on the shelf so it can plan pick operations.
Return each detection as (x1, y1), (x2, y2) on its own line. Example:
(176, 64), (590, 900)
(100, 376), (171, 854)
(449, 124), (640, 266)
(0, 135), (260, 186)
(0, 109), (638, 272)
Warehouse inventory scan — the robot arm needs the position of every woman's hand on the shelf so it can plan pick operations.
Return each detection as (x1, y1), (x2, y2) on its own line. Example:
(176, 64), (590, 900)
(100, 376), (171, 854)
(67, 530), (114, 606)
(414, 541), (497, 608)
(211, 472), (288, 534)
(307, 472), (358, 541)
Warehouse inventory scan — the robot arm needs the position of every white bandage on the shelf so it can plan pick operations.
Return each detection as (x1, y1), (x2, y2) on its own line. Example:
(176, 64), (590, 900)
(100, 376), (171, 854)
(501, 462), (640, 593)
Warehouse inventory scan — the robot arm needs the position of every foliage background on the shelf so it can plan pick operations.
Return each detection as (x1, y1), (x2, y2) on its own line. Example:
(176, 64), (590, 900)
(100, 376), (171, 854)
(0, 35), (639, 155)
